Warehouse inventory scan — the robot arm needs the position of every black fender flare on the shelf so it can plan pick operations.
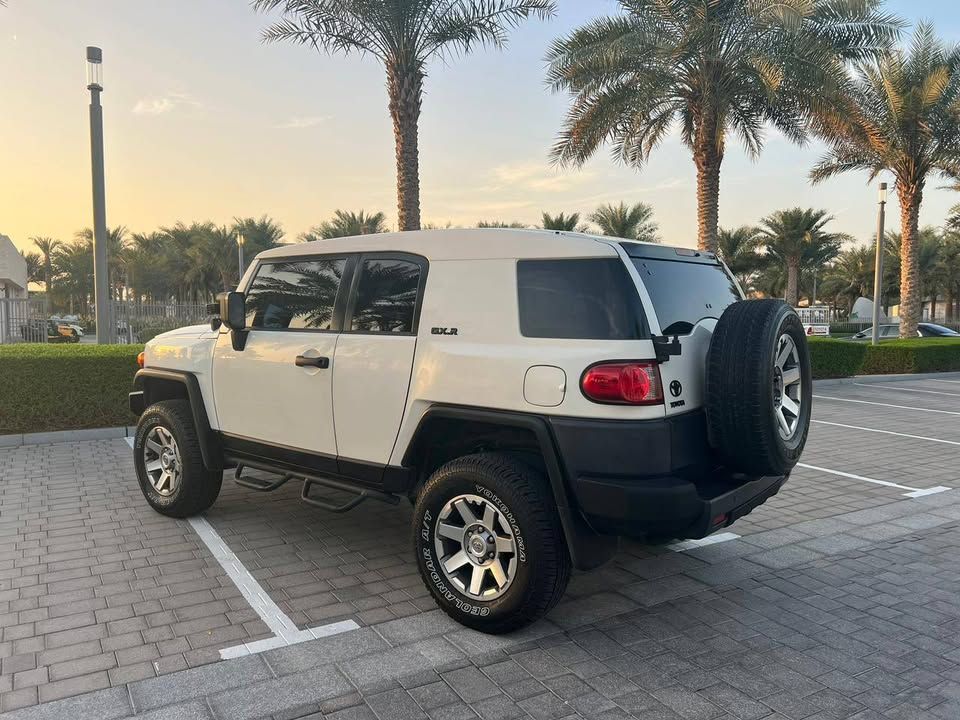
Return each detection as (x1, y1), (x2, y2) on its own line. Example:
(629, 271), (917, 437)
(402, 405), (618, 571)
(131, 369), (223, 471)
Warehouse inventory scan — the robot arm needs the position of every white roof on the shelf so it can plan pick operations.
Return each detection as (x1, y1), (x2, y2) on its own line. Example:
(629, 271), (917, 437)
(256, 228), (633, 262)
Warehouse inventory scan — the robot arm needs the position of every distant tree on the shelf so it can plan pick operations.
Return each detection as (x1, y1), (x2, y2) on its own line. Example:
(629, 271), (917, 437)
(716, 226), (765, 293)
(30, 236), (61, 292)
(476, 220), (527, 229)
(21, 251), (43, 287)
(232, 215), (285, 249)
(822, 245), (874, 314)
(938, 233), (960, 320)
(302, 210), (389, 241)
(810, 24), (960, 337)
(540, 212), (582, 231)
(547, 0), (900, 253)
(588, 202), (658, 242)
(254, 0), (555, 231)
(758, 209), (845, 307)
(75, 226), (129, 300)
(52, 240), (94, 313)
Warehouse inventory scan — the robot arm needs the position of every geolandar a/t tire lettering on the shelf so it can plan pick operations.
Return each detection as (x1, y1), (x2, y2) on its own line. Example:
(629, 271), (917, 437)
(412, 452), (571, 634)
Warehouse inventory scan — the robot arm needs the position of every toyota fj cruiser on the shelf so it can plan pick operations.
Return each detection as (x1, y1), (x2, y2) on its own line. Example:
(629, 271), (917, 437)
(129, 229), (811, 633)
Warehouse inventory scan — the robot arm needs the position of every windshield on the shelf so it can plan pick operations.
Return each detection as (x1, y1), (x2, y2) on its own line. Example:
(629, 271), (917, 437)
(628, 254), (741, 335)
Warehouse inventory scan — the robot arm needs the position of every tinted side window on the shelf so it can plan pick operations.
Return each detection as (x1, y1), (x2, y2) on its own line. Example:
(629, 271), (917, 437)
(351, 258), (422, 333)
(246, 258), (346, 330)
(517, 259), (647, 339)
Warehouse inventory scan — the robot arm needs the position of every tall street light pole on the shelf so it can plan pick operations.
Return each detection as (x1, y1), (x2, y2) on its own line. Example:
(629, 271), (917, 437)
(237, 231), (245, 283)
(871, 182), (888, 346)
(87, 46), (111, 344)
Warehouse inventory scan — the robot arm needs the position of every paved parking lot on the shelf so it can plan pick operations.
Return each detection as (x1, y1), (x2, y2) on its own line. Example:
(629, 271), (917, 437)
(1, 373), (960, 718)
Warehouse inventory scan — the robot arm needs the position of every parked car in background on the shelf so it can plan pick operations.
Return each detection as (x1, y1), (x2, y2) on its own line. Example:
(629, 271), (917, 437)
(850, 323), (960, 340)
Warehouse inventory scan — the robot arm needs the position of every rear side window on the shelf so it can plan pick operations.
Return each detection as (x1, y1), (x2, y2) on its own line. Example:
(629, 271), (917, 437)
(246, 257), (346, 330)
(350, 258), (423, 333)
(517, 259), (646, 339)
(630, 257), (740, 335)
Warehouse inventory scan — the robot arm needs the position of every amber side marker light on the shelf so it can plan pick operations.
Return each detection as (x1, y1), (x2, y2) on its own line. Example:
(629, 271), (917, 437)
(137, 352), (145, 369)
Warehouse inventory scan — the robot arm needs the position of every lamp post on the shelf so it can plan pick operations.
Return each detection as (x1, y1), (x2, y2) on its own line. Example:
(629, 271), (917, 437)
(87, 46), (111, 344)
(237, 231), (245, 283)
(870, 182), (888, 346)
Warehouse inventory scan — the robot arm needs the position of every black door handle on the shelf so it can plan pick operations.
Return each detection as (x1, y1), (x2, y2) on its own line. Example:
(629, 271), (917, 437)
(295, 355), (329, 369)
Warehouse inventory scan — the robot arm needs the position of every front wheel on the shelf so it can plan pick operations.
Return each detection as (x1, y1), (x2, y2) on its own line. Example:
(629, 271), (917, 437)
(134, 400), (222, 518)
(412, 453), (571, 634)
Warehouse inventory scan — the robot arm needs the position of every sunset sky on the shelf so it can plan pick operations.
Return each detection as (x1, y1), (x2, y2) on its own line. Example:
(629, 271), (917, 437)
(2, 0), (959, 254)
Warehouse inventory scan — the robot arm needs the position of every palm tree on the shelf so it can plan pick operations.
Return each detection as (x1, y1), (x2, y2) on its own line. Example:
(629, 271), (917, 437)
(939, 233), (960, 320)
(302, 210), (389, 241)
(232, 215), (285, 250)
(254, 0), (555, 232)
(823, 245), (874, 314)
(759, 209), (845, 307)
(31, 237), (61, 292)
(589, 202), (658, 242)
(52, 240), (95, 313)
(810, 24), (960, 337)
(546, 0), (899, 253)
(541, 212), (582, 231)
(945, 183), (960, 233)
(884, 229), (945, 321)
(716, 226), (765, 293)
(75, 226), (129, 299)
(21, 252), (43, 288)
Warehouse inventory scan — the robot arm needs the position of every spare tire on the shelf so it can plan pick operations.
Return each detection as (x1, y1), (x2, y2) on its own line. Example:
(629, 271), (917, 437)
(706, 300), (812, 476)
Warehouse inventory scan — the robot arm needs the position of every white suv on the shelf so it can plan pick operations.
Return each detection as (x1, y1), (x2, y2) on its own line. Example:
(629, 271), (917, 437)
(129, 229), (812, 633)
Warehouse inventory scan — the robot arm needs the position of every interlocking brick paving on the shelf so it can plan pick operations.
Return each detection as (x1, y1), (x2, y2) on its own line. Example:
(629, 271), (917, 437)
(1, 375), (958, 713)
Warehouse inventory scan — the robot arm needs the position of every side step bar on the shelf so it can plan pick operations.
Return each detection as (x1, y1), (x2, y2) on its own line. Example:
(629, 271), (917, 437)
(232, 463), (400, 513)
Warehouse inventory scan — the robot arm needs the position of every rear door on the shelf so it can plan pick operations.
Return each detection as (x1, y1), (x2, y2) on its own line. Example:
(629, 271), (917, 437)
(618, 244), (742, 416)
(211, 255), (351, 460)
(332, 254), (427, 473)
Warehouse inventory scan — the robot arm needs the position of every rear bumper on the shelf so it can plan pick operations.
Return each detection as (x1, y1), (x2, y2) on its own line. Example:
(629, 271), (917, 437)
(549, 411), (788, 540)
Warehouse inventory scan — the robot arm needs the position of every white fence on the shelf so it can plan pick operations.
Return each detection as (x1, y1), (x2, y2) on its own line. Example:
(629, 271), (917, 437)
(0, 298), (49, 344)
(111, 301), (211, 344)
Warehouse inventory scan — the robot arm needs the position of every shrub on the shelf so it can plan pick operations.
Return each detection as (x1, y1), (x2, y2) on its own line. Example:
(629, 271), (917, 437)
(0, 344), (143, 435)
(807, 337), (960, 378)
(861, 339), (960, 375)
(807, 338), (866, 379)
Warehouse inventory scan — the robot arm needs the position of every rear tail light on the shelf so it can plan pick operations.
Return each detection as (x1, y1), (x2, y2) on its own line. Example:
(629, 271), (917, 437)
(137, 352), (145, 369)
(580, 362), (663, 405)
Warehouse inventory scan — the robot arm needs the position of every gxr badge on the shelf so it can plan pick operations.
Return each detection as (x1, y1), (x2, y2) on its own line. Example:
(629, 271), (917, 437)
(669, 380), (683, 398)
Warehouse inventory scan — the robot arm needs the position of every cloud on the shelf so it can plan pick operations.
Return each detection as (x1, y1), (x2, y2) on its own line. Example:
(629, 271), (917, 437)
(132, 92), (200, 116)
(491, 161), (595, 193)
(275, 115), (330, 129)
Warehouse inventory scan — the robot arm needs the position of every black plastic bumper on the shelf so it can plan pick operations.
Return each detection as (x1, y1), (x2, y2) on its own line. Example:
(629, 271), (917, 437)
(549, 411), (788, 540)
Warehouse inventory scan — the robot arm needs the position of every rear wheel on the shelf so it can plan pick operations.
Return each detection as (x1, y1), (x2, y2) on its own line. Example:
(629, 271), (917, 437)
(134, 400), (222, 518)
(413, 453), (571, 634)
(706, 300), (812, 476)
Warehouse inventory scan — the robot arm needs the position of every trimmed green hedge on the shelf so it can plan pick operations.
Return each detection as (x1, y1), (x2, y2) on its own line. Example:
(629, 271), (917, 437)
(0, 344), (143, 435)
(808, 338), (960, 379)
(807, 338), (867, 379)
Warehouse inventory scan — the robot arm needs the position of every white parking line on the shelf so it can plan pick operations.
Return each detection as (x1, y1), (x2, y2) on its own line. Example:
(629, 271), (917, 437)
(812, 420), (960, 447)
(668, 532), (740, 552)
(122, 439), (358, 658)
(189, 517), (359, 659)
(797, 463), (951, 498)
(813, 395), (960, 416)
(852, 383), (960, 397)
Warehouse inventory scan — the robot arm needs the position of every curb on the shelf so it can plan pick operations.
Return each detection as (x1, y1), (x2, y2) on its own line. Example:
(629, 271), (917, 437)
(0, 426), (134, 449)
(814, 370), (960, 388)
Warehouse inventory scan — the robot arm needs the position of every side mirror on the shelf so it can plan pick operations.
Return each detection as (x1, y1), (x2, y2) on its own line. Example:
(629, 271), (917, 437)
(217, 291), (248, 351)
(219, 291), (246, 331)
